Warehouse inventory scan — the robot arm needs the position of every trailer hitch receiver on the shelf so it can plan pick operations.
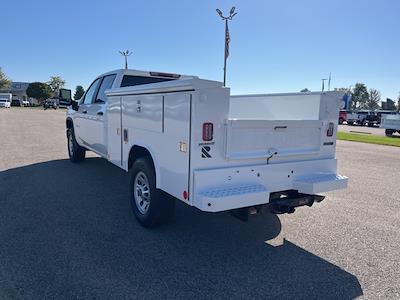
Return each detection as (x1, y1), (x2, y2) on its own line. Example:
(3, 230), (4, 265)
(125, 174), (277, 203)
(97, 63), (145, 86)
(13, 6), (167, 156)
(268, 190), (325, 214)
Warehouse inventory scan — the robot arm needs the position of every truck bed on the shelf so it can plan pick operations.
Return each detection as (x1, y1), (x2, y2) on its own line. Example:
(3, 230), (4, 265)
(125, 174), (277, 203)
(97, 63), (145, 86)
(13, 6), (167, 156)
(103, 77), (347, 212)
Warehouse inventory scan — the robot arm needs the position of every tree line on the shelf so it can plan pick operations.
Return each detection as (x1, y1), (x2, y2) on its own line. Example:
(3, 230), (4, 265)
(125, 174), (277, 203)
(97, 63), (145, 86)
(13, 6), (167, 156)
(0, 67), (85, 104)
(335, 83), (399, 111)
(301, 82), (400, 111)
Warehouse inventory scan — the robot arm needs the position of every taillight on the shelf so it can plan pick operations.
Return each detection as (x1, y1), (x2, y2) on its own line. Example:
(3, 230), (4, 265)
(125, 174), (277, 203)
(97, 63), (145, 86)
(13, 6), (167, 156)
(202, 122), (213, 141)
(327, 122), (334, 137)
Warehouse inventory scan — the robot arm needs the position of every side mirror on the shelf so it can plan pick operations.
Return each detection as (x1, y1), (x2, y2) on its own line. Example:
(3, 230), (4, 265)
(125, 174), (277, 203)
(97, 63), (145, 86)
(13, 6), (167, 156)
(71, 100), (79, 111)
(59, 88), (72, 100)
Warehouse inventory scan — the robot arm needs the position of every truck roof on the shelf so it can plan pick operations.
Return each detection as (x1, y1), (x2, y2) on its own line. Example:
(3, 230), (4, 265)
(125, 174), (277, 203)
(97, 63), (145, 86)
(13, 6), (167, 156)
(98, 69), (197, 80)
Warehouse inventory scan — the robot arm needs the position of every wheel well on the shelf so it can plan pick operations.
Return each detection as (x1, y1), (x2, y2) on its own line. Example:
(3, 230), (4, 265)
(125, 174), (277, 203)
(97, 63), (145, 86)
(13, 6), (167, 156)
(128, 145), (155, 171)
(66, 118), (73, 129)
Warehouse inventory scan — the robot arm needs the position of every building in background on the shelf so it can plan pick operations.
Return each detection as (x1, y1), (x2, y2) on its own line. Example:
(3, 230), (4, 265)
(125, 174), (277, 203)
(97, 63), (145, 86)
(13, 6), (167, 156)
(0, 82), (38, 105)
(381, 98), (396, 110)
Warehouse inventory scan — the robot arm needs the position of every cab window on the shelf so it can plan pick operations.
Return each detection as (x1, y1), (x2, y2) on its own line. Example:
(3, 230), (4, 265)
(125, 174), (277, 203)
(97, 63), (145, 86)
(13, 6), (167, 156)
(82, 78), (101, 105)
(96, 74), (116, 103)
(120, 75), (173, 87)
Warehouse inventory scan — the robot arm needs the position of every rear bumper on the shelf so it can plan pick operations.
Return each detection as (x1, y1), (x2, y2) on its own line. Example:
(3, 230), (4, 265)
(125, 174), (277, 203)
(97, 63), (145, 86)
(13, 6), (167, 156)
(192, 158), (347, 212)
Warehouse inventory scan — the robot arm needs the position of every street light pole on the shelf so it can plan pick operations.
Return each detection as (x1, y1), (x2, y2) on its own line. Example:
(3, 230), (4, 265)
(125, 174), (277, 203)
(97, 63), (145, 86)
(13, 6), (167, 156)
(223, 18), (228, 86)
(119, 50), (132, 69)
(216, 7), (237, 86)
(321, 78), (327, 92)
(328, 72), (331, 91)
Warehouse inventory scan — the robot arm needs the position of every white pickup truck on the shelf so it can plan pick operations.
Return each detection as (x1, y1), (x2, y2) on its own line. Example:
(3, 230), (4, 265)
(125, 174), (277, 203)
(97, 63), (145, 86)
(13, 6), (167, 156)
(380, 114), (400, 136)
(65, 69), (348, 227)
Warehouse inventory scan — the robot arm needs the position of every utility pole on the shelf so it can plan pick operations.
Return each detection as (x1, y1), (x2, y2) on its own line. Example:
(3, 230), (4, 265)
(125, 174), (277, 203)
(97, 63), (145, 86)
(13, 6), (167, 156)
(328, 72), (331, 91)
(216, 7), (237, 86)
(119, 50), (132, 69)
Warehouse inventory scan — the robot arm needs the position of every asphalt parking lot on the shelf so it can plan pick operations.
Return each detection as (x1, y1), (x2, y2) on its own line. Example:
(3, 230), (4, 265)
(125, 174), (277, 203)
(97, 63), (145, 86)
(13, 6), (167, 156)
(1, 108), (399, 299)
(338, 124), (388, 136)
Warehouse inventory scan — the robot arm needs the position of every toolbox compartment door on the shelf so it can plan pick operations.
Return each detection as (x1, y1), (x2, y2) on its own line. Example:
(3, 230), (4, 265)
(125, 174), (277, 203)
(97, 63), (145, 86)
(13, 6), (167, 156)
(225, 119), (323, 160)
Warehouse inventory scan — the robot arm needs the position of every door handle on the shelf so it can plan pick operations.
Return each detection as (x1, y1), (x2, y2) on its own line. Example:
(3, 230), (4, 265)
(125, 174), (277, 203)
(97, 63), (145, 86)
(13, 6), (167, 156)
(82, 110), (87, 114)
(123, 129), (128, 143)
(97, 111), (104, 116)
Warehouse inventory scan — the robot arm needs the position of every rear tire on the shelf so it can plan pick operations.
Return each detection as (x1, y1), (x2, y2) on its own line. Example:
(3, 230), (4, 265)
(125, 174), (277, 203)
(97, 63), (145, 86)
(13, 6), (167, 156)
(385, 129), (395, 137)
(129, 157), (175, 228)
(67, 128), (86, 162)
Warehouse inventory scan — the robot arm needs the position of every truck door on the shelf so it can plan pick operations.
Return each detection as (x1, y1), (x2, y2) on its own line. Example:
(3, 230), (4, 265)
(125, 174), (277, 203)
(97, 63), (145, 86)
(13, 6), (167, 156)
(74, 78), (101, 147)
(85, 74), (116, 156)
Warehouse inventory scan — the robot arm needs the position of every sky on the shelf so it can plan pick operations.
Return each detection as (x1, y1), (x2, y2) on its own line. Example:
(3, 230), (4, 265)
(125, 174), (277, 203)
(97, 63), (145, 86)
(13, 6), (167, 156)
(1, 0), (399, 101)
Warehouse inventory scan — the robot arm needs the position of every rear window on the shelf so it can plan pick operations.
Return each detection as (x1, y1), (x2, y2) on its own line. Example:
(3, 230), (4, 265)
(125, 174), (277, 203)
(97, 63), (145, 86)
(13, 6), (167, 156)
(120, 75), (174, 88)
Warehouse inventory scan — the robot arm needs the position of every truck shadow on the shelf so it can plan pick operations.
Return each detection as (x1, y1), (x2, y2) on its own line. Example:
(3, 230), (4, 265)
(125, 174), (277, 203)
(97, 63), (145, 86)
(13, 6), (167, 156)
(0, 158), (362, 299)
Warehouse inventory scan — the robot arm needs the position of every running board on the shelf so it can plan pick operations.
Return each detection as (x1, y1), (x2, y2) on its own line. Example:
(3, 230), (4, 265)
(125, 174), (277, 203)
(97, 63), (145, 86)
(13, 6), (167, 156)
(197, 183), (269, 212)
(293, 174), (348, 194)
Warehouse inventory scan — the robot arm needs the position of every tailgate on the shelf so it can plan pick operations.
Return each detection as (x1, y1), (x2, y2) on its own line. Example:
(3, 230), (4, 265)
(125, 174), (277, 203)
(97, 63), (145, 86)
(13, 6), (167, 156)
(225, 119), (323, 160)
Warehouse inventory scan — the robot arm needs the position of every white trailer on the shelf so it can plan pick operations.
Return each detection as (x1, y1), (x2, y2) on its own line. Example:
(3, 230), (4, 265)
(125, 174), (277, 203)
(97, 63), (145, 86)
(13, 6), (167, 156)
(66, 69), (347, 227)
(381, 114), (400, 136)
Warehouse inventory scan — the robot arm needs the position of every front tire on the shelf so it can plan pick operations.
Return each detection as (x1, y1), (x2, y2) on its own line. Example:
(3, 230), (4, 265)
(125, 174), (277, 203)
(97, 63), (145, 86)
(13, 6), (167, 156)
(129, 157), (175, 228)
(67, 128), (85, 162)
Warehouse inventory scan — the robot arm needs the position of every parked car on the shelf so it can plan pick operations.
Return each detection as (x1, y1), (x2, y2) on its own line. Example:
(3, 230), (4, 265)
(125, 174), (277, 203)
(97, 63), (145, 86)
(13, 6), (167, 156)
(65, 68), (348, 227)
(0, 93), (12, 108)
(376, 110), (397, 125)
(363, 111), (380, 127)
(339, 110), (347, 124)
(346, 110), (376, 126)
(11, 99), (22, 107)
(43, 98), (58, 110)
(22, 99), (30, 107)
(380, 113), (400, 136)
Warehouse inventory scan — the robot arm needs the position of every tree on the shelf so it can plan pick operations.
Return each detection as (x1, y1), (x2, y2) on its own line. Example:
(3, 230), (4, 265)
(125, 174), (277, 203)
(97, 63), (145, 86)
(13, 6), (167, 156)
(73, 85), (85, 100)
(366, 89), (380, 110)
(0, 67), (11, 91)
(300, 88), (310, 92)
(47, 76), (66, 97)
(351, 83), (369, 109)
(26, 82), (52, 104)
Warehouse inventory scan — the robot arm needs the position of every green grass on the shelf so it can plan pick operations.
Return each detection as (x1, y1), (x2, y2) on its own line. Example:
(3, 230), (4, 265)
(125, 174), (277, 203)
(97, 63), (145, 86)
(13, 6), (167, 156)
(337, 131), (400, 147)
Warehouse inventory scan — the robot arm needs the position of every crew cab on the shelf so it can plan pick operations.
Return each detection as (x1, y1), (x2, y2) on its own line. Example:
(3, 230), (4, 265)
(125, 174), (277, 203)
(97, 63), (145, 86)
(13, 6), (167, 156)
(65, 69), (348, 227)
